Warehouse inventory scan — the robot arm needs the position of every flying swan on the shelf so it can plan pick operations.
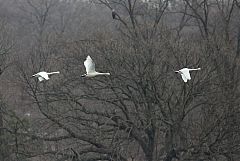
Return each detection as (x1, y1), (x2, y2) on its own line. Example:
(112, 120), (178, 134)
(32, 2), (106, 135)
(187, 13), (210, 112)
(81, 55), (110, 77)
(32, 71), (60, 82)
(175, 68), (201, 82)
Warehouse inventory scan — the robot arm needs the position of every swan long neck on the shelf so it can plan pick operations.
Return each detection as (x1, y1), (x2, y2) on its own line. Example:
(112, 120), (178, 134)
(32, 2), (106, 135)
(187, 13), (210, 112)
(189, 68), (201, 71)
(96, 72), (110, 75)
(47, 71), (60, 75)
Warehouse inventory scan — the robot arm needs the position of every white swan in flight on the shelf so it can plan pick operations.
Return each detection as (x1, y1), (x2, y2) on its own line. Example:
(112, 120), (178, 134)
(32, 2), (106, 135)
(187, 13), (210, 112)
(175, 68), (201, 82)
(81, 55), (110, 77)
(32, 71), (60, 82)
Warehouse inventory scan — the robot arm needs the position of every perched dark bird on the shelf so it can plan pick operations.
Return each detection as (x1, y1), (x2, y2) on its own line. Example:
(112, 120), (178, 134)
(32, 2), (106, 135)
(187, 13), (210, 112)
(112, 9), (117, 19)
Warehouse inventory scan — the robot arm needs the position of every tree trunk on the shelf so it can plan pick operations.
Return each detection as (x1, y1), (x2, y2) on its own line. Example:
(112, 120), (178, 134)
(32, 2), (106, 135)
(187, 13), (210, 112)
(0, 105), (4, 161)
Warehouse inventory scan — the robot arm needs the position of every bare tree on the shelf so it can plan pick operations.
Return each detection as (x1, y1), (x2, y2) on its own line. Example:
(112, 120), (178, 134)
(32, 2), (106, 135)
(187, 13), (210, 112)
(0, 19), (14, 161)
(1, 0), (240, 161)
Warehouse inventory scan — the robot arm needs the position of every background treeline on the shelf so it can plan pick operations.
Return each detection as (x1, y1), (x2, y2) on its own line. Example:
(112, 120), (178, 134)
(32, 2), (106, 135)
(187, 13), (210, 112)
(0, 0), (240, 161)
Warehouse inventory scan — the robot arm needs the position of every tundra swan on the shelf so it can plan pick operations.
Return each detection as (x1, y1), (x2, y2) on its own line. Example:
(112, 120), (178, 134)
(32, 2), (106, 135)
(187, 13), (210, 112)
(81, 56), (110, 77)
(175, 68), (201, 82)
(32, 71), (60, 82)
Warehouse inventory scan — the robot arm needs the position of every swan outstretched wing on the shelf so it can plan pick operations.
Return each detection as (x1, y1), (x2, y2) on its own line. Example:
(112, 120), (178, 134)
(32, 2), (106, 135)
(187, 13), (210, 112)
(84, 56), (96, 74)
(38, 77), (44, 82)
(181, 74), (188, 82)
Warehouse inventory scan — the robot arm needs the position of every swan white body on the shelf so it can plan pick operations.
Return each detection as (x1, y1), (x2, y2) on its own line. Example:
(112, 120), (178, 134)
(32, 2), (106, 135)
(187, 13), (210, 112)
(175, 68), (201, 82)
(81, 56), (110, 77)
(32, 71), (60, 82)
